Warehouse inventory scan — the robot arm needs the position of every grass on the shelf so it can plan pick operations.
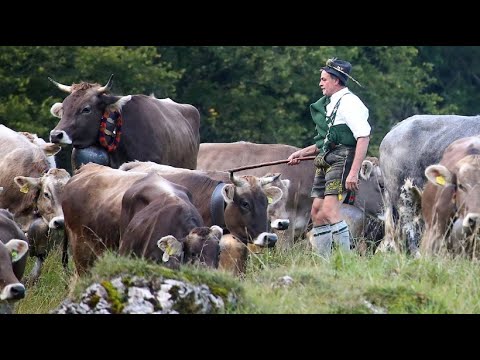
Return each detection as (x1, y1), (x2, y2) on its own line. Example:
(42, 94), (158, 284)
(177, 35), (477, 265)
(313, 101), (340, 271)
(13, 239), (480, 314)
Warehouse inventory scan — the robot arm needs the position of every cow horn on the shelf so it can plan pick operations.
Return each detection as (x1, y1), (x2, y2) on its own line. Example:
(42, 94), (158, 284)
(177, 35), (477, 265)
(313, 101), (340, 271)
(97, 74), (114, 94)
(229, 171), (247, 187)
(48, 77), (72, 93)
(260, 173), (280, 186)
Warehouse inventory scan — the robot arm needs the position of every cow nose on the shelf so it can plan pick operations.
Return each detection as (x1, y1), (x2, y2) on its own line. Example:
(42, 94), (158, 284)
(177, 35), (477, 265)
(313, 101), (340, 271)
(50, 130), (64, 143)
(10, 284), (25, 300)
(49, 216), (65, 229)
(463, 213), (480, 234)
(271, 219), (290, 231)
(253, 232), (278, 247)
(1, 283), (26, 301)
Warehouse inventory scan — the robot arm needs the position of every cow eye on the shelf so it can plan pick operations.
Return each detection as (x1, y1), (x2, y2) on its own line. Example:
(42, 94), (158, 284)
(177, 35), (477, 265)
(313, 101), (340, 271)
(43, 192), (50, 199)
(241, 201), (250, 210)
(458, 183), (466, 191)
(81, 106), (91, 114)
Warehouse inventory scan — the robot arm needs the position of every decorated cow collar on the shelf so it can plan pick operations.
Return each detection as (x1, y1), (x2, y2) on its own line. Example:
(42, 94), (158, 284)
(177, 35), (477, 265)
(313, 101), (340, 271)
(99, 111), (122, 152)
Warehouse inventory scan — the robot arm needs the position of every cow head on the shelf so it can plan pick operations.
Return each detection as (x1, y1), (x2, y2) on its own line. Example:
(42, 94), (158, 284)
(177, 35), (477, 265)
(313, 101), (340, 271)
(48, 74), (132, 149)
(262, 173), (291, 231)
(157, 225), (222, 269)
(356, 156), (385, 220)
(0, 239), (28, 302)
(14, 168), (71, 230)
(426, 155), (480, 247)
(222, 174), (282, 246)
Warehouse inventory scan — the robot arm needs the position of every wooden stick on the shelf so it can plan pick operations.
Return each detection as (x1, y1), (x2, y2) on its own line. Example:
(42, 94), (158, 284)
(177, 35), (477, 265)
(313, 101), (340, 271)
(226, 156), (316, 173)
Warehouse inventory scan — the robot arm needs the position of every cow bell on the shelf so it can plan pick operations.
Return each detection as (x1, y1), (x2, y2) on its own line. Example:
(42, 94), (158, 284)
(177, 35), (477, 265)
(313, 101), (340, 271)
(72, 146), (110, 170)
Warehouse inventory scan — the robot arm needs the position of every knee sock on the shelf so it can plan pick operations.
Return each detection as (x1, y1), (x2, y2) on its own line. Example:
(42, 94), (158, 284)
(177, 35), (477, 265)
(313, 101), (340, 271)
(311, 224), (332, 257)
(331, 220), (351, 252)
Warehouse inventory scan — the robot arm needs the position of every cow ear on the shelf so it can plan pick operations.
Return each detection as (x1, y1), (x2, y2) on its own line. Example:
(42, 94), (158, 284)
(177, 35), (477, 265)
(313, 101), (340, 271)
(14, 176), (42, 194)
(425, 165), (453, 187)
(104, 95), (132, 113)
(42, 143), (62, 157)
(157, 235), (183, 262)
(221, 184), (235, 203)
(4, 239), (29, 263)
(50, 102), (63, 118)
(263, 186), (283, 205)
(360, 159), (374, 180)
(210, 225), (223, 241)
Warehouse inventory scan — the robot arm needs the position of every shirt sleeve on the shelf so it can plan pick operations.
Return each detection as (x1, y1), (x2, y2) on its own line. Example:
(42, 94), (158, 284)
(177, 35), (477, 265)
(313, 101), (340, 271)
(338, 95), (370, 139)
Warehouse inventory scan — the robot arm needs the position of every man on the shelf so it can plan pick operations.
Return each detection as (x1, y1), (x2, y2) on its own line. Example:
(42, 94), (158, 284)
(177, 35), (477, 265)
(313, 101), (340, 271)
(287, 58), (370, 257)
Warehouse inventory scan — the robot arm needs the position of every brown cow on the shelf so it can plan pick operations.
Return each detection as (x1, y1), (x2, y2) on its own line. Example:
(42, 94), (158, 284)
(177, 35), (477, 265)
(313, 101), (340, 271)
(63, 163), (282, 274)
(120, 164), (283, 245)
(421, 136), (480, 258)
(0, 125), (62, 232)
(119, 172), (221, 268)
(48, 75), (200, 170)
(0, 126), (68, 282)
(119, 161), (290, 231)
(0, 209), (29, 310)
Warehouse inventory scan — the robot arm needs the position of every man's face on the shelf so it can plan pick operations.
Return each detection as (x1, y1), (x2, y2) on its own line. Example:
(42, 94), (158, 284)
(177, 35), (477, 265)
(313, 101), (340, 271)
(319, 70), (339, 97)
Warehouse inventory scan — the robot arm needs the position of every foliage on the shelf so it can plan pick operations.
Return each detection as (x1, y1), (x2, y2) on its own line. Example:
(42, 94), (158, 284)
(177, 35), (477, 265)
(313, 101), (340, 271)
(0, 45), (477, 154)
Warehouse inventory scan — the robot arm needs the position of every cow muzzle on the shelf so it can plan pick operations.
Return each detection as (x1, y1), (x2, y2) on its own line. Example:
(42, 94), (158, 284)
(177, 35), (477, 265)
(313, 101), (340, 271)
(50, 130), (72, 145)
(461, 213), (480, 236)
(253, 232), (278, 248)
(0, 283), (25, 301)
(49, 216), (65, 230)
(271, 218), (290, 231)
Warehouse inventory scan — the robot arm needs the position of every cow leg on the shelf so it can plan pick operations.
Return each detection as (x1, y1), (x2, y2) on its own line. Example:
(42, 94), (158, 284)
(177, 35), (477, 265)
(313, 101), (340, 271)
(61, 230), (69, 271)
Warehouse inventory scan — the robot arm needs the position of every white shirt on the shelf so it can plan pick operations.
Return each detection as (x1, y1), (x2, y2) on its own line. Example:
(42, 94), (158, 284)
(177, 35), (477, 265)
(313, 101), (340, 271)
(326, 87), (370, 139)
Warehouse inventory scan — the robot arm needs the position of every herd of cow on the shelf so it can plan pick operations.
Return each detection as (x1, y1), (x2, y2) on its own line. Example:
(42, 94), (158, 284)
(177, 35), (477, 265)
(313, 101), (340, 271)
(1, 75), (479, 309)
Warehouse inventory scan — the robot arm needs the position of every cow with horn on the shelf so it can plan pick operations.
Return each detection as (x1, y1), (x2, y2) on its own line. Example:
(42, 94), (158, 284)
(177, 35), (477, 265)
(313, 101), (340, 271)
(48, 74), (201, 170)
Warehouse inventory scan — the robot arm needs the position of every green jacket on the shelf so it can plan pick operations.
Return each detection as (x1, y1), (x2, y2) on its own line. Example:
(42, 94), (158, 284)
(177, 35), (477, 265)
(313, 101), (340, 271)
(310, 95), (356, 153)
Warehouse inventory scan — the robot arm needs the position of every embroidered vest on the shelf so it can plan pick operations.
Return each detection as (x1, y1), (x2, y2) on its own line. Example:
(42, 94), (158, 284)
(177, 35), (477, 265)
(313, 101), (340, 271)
(310, 93), (356, 153)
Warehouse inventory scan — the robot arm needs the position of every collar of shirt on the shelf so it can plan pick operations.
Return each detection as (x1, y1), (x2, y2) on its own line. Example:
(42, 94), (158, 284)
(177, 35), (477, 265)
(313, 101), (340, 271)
(326, 87), (350, 114)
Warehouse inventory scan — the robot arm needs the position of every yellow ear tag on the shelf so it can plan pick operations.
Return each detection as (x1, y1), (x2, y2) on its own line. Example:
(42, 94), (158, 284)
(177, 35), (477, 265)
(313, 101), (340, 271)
(20, 184), (29, 193)
(338, 193), (343, 201)
(166, 243), (175, 256)
(267, 196), (273, 204)
(435, 176), (446, 186)
(11, 250), (18, 261)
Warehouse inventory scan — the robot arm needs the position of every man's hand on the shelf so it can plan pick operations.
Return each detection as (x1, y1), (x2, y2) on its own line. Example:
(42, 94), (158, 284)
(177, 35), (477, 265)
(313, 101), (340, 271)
(287, 151), (302, 165)
(346, 172), (359, 191)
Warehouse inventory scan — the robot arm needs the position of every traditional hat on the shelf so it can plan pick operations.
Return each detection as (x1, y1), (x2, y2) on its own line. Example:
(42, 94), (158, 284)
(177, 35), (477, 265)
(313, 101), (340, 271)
(320, 58), (362, 87)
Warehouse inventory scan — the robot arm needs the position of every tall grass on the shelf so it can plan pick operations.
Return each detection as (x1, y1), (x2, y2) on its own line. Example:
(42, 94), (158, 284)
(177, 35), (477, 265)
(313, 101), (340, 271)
(13, 239), (480, 314)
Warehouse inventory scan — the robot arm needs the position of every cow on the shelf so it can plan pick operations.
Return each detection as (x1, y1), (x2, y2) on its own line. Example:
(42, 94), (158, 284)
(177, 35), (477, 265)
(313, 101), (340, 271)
(0, 126), (69, 282)
(62, 163), (282, 274)
(121, 166), (284, 247)
(197, 142), (385, 246)
(420, 136), (480, 258)
(119, 161), (291, 231)
(14, 168), (71, 281)
(379, 114), (480, 249)
(0, 209), (29, 312)
(0, 125), (62, 232)
(48, 75), (200, 170)
(119, 172), (221, 268)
